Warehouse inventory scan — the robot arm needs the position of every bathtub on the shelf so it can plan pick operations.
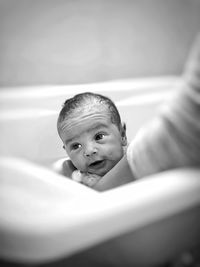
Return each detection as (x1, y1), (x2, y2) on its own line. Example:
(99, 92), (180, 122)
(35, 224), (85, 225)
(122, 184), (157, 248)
(0, 77), (200, 267)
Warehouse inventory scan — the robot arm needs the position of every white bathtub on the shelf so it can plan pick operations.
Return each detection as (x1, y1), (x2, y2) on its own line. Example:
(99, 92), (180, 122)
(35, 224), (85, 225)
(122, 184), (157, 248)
(0, 77), (200, 267)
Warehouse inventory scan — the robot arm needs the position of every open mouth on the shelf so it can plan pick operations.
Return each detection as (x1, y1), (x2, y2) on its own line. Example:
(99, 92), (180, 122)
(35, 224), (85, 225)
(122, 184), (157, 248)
(89, 160), (105, 168)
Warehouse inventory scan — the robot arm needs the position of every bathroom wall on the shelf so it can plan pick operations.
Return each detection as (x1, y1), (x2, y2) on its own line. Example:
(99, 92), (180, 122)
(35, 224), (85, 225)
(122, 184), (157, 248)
(0, 0), (200, 87)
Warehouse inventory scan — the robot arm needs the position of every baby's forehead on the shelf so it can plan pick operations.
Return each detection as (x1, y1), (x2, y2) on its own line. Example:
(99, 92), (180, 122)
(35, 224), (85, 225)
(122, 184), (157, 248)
(59, 101), (112, 133)
(71, 100), (110, 117)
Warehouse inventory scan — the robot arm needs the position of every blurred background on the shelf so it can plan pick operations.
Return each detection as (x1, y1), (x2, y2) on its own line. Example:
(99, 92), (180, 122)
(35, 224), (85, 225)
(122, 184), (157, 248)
(0, 0), (200, 88)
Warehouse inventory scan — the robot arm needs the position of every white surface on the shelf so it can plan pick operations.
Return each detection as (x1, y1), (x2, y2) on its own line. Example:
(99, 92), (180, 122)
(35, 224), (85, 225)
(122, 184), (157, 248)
(1, 156), (200, 262)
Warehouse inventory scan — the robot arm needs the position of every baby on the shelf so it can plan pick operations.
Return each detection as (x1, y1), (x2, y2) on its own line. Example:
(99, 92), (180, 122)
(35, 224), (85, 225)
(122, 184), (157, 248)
(57, 92), (127, 187)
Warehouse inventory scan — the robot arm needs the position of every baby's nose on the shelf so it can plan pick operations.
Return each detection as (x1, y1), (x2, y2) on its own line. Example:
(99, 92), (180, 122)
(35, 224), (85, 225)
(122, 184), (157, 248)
(84, 144), (97, 157)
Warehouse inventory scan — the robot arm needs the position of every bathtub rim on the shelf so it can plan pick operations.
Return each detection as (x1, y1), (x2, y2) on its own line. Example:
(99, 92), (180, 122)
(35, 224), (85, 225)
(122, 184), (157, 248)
(0, 76), (180, 100)
(0, 156), (200, 263)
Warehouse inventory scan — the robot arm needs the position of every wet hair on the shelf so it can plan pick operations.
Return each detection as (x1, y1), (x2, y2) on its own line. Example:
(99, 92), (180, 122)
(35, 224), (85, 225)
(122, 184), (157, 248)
(57, 92), (122, 134)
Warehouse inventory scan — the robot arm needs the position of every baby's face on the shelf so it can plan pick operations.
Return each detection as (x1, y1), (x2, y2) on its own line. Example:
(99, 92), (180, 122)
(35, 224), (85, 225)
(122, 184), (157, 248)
(59, 104), (126, 176)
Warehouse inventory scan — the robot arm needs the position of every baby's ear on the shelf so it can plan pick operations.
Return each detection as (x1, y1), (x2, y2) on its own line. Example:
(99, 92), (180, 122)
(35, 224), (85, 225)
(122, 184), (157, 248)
(121, 122), (127, 146)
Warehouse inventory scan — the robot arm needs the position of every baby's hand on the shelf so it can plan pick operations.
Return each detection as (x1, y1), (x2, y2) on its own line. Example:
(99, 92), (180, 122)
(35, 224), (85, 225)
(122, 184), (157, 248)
(81, 173), (102, 187)
(71, 170), (102, 188)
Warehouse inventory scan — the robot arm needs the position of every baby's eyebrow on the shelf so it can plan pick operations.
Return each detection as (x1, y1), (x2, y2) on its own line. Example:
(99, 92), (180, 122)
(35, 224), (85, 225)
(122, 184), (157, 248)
(89, 123), (108, 132)
(65, 123), (108, 144)
(65, 136), (76, 144)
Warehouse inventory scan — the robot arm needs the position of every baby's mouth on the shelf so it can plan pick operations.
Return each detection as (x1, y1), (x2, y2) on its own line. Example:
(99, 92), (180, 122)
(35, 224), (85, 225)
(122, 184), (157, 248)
(89, 160), (105, 169)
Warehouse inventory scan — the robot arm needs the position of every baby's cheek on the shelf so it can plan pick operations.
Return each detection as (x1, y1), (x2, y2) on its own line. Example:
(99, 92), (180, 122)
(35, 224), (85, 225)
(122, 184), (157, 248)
(71, 155), (87, 171)
(69, 154), (79, 167)
(109, 147), (124, 159)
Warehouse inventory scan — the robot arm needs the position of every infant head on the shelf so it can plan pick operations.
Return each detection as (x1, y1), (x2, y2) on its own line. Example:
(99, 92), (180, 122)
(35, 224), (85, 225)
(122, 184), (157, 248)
(57, 92), (127, 176)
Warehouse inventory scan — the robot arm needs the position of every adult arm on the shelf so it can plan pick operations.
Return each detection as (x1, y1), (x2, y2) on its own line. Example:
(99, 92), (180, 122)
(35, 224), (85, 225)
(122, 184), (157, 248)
(127, 33), (200, 179)
(93, 154), (135, 191)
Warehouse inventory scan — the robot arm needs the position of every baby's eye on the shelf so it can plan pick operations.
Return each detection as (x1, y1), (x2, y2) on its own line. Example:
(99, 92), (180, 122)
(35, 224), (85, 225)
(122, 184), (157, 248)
(71, 143), (81, 150)
(95, 133), (105, 141)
